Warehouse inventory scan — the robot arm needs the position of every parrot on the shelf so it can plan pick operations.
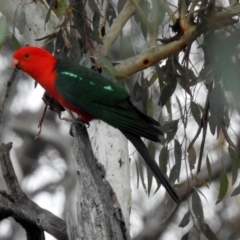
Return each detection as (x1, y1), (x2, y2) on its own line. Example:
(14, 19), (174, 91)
(12, 46), (180, 204)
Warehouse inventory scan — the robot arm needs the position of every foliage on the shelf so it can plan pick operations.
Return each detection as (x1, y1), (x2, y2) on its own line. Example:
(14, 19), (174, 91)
(2, 0), (240, 239)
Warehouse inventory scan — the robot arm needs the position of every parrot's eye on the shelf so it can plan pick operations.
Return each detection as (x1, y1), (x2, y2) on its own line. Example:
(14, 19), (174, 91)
(24, 53), (30, 58)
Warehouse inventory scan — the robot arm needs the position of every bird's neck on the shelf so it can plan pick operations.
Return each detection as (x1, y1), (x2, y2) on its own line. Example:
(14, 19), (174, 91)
(27, 55), (57, 95)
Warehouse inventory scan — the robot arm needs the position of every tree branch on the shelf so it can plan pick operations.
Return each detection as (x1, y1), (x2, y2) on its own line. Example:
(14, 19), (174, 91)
(71, 123), (130, 240)
(114, 24), (196, 78)
(113, 3), (240, 79)
(0, 142), (68, 240)
(98, 0), (136, 56)
(0, 69), (18, 144)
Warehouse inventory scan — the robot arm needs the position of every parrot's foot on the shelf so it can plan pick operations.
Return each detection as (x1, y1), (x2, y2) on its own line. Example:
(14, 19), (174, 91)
(69, 118), (90, 137)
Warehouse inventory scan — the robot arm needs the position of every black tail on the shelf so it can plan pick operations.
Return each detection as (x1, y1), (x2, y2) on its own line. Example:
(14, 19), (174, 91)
(122, 131), (180, 204)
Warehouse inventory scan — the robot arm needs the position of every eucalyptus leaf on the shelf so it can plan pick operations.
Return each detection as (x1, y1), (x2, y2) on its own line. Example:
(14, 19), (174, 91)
(159, 146), (169, 174)
(11, 34), (21, 50)
(190, 101), (201, 126)
(174, 139), (182, 182)
(231, 182), (240, 197)
(179, 210), (191, 228)
(147, 142), (155, 195)
(203, 223), (218, 240)
(192, 190), (205, 232)
(160, 119), (179, 142)
(13, 5), (26, 35)
(228, 146), (240, 186)
(216, 171), (228, 204)
(206, 155), (212, 182)
(0, 17), (7, 47)
(88, 0), (102, 16)
(146, 96), (153, 117)
(96, 54), (119, 79)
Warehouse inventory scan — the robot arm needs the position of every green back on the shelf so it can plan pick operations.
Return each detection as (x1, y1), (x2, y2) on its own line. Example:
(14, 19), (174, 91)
(55, 59), (160, 140)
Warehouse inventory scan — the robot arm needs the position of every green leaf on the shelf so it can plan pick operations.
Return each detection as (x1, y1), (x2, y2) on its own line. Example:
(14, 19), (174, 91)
(231, 182), (240, 196)
(11, 34), (21, 50)
(194, 176), (209, 188)
(0, 17), (7, 48)
(206, 155), (212, 182)
(174, 139), (182, 182)
(159, 146), (169, 174)
(169, 140), (182, 183)
(133, 0), (150, 40)
(45, 6), (52, 26)
(216, 171), (228, 204)
(181, 231), (189, 240)
(192, 190), (205, 232)
(117, 0), (126, 13)
(133, 80), (143, 102)
(190, 101), (201, 126)
(228, 146), (240, 185)
(13, 5), (26, 35)
(147, 71), (158, 87)
(165, 97), (172, 118)
(147, 142), (155, 195)
(133, 75), (149, 106)
(146, 96), (153, 117)
(88, 0), (102, 16)
(106, 3), (117, 26)
(188, 145), (196, 170)
(138, 157), (147, 191)
(141, 76), (149, 105)
(209, 82), (225, 137)
(160, 119), (179, 143)
(149, 0), (165, 28)
(232, 5), (240, 13)
(203, 223), (218, 240)
(135, 159), (140, 189)
(159, 78), (177, 107)
(208, 115), (216, 136)
(175, 96), (184, 126)
(155, 146), (169, 193)
(179, 210), (191, 228)
(188, 228), (201, 240)
(96, 54), (119, 78)
(194, 187), (208, 203)
(146, 164), (153, 196)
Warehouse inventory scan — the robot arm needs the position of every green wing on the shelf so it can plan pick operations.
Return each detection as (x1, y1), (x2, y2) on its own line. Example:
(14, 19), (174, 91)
(55, 59), (161, 141)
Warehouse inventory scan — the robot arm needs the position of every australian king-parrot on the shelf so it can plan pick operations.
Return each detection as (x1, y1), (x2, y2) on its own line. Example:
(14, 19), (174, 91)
(12, 46), (180, 204)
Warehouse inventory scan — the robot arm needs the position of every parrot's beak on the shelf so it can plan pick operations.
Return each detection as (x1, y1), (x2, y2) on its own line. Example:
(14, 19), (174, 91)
(12, 58), (20, 69)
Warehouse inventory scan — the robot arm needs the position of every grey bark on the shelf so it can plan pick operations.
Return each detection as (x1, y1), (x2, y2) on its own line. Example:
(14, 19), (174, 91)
(71, 123), (130, 240)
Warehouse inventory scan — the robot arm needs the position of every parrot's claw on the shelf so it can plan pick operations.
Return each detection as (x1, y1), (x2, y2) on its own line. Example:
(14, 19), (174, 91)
(69, 118), (90, 137)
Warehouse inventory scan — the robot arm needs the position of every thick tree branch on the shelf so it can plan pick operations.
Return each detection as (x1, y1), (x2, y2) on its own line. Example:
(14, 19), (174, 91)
(98, 0), (136, 56)
(0, 69), (18, 144)
(113, 3), (240, 79)
(0, 143), (68, 240)
(114, 24), (196, 78)
(71, 123), (130, 240)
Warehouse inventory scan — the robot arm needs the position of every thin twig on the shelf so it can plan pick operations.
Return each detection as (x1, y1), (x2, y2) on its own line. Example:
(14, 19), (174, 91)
(35, 104), (48, 139)
(0, 69), (19, 144)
